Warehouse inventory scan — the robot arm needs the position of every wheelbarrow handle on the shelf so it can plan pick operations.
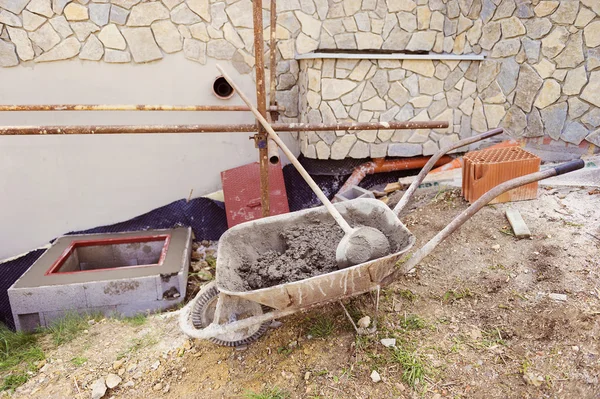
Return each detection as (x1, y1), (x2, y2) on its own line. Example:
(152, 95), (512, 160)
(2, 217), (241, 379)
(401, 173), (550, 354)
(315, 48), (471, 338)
(382, 159), (585, 285)
(393, 128), (504, 216)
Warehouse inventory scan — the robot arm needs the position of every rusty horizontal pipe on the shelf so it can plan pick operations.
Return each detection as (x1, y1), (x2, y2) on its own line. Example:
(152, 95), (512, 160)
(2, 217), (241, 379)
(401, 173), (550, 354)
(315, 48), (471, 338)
(0, 120), (449, 135)
(0, 104), (284, 112)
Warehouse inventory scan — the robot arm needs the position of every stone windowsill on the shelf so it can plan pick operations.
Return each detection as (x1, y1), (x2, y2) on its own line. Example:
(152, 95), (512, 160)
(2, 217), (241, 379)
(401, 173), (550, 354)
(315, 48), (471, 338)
(296, 52), (485, 61)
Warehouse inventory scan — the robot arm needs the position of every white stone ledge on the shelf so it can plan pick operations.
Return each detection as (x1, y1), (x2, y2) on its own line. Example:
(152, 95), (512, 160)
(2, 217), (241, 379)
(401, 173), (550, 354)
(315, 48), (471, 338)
(296, 52), (485, 61)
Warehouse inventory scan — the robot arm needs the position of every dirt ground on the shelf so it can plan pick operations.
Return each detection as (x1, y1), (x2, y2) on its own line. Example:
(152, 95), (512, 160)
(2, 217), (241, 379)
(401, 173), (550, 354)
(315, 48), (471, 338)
(6, 185), (600, 399)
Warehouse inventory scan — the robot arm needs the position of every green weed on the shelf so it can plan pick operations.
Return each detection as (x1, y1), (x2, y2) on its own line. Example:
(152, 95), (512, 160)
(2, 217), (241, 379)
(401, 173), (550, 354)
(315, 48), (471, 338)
(397, 289), (417, 303)
(442, 288), (474, 303)
(398, 314), (426, 330)
(1, 371), (28, 392)
(390, 345), (427, 387)
(122, 313), (147, 327)
(307, 317), (335, 338)
(0, 325), (44, 392)
(117, 335), (157, 359)
(70, 356), (87, 366)
(47, 312), (100, 346)
(243, 386), (289, 399)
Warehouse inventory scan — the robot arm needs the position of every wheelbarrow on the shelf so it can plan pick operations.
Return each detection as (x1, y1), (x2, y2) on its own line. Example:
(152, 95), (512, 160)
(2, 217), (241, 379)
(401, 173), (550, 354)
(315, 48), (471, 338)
(179, 127), (585, 346)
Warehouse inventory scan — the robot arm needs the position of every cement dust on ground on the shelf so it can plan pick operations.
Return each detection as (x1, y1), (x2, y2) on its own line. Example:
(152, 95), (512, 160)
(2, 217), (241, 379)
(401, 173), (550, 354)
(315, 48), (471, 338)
(5, 186), (600, 399)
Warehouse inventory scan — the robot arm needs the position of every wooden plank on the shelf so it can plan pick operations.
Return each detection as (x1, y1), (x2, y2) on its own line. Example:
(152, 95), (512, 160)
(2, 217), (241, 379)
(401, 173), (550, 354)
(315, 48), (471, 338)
(505, 209), (531, 238)
(384, 182), (403, 193)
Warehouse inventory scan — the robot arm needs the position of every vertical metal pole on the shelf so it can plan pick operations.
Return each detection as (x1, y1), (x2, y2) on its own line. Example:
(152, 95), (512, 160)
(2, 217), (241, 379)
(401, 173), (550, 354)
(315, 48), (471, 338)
(252, 0), (270, 217)
(267, 0), (280, 164)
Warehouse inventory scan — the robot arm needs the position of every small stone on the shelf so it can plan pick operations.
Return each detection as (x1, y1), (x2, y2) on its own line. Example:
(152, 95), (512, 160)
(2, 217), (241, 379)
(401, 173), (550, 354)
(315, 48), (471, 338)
(127, 2), (169, 26)
(549, 293), (567, 302)
(7, 27), (34, 60)
(550, 0), (579, 24)
(541, 26), (569, 59)
(0, 37), (19, 66)
(540, 102), (567, 140)
(35, 36), (80, 62)
(225, 0), (252, 28)
(64, 3), (88, 20)
(49, 16), (73, 38)
(534, 79), (560, 109)
(22, 10), (46, 31)
(113, 360), (125, 370)
(79, 34), (104, 60)
(187, 0), (210, 21)
(563, 66), (588, 96)
(26, 0), (53, 17)
(515, 64), (543, 112)
(91, 378), (107, 399)
(122, 27), (162, 63)
(561, 122), (589, 145)
(492, 244), (500, 251)
(380, 338), (396, 348)
(170, 3), (202, 24)
(151, 20), (182, 53)
(105, 374), (121, 389)
(104, 48), (131, 63)
(183, 38), (205, 63)
(357, 316), (371, 328)
(153, 382), (163, 391)
(524, 372), (544, 386)
(151, 360), (160, 370)
(491, 38), (521, 58)
(581, 71), (600, 108)
(534, 1), (558, 17)
(89, 3), (110, 26)
(406, 31), (437, 51)
(99, 24), (126, 50)
(584, 21), (600, 49)
(370, 370), (381, 383)
(110, 6), (129, 25)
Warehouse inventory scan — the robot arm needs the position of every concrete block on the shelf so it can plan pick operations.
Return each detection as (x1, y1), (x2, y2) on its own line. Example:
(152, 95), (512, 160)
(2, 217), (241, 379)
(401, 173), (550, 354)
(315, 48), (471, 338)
(334, 185), (375, 202)
(8, 227), (191, 331)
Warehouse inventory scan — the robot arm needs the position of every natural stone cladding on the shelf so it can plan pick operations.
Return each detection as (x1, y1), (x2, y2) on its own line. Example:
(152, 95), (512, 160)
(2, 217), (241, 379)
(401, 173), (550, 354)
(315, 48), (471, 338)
(0, 0), (599, 158)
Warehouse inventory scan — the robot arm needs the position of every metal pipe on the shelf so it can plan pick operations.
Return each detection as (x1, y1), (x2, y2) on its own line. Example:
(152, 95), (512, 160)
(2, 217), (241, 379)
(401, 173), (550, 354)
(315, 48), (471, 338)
(0, 121), (448, 136)
(0, 104), (284, 112)
(393, 128), (504, 215)
(382, 159), (585, 284)
(252, 0), (270, 217)
(428, 139), (519, 174)
(335, 156), (453, 198)
(267, 0), (280, 165)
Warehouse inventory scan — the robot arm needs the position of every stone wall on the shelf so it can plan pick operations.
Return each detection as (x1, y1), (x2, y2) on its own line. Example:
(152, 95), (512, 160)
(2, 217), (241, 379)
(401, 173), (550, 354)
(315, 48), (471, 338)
(288, 0), (600, 159)
(1, 0), (600, 159)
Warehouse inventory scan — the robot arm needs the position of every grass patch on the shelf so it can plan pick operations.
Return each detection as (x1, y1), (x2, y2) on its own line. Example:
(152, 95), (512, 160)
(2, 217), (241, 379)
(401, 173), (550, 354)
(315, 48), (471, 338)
(307, 317), (335, 338)
(122, 313), (147, 327)
(397, 289), (417, 303)
(0, 325), (45, 392)
(47, 312), (100, 346)
(498, 227), (515, 237)
(70, 356), (87, 366)
(441, 288), (474, 303)
(397, 314), (426, 330)
(1, 371), (28, 392)
(244, 386), (289, 399)
(117, 334), (157, 359)
(390, 345), (427, 387)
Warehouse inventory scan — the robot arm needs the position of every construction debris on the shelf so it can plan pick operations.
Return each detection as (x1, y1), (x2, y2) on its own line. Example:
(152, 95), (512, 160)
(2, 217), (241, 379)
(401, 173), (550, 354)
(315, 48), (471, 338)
(505, 209), (532, 238)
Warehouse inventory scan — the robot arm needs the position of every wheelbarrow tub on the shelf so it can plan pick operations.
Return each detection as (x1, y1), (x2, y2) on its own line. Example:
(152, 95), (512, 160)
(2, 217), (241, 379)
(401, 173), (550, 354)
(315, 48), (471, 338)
(216, 198), (415, 310)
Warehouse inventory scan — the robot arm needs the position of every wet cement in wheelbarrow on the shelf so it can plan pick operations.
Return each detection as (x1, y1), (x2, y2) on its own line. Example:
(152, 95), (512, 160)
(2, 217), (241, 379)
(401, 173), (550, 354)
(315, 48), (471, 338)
(238, 220), (346, 290)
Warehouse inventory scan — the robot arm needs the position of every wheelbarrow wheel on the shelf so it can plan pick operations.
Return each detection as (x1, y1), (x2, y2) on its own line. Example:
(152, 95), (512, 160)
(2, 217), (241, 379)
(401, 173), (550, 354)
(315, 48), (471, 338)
(190, 281), (270, 347)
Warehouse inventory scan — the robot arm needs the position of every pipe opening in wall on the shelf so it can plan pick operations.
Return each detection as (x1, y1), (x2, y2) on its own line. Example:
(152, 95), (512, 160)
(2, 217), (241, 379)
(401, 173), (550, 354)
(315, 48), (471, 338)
(213, 76), (235, 99)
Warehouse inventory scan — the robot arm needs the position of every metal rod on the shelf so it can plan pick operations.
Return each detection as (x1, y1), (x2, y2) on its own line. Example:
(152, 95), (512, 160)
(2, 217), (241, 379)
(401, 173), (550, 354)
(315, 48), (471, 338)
(393, 128), (504, 215)
(0, 104), (284, 112)
(0, 121), (449, 135)
(252, 0), (270, 218)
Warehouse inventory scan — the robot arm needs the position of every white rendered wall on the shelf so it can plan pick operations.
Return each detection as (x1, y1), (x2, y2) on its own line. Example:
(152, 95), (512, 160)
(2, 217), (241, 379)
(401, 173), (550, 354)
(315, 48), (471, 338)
(0, 54), (299, 259)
